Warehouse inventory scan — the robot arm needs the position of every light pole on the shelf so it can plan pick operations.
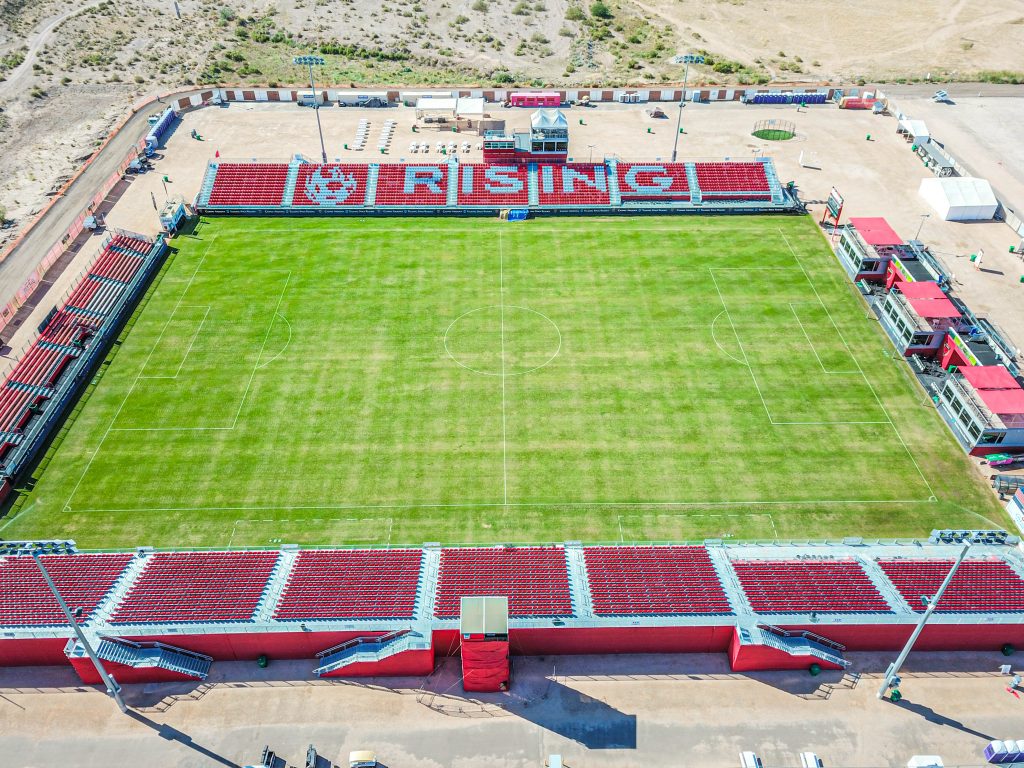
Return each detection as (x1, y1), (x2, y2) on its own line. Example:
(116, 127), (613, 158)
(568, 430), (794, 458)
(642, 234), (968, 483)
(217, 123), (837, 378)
(876, 542), (970, 700)
(4, 541), (128, 713)
(914, 213), (931, 241)
(671, 53), (705, 163)
(588, 143), (596, 163)
(294, 55), (328, 163)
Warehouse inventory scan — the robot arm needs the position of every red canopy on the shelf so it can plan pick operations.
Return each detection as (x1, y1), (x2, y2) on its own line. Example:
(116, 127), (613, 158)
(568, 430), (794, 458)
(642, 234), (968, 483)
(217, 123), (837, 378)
(960, 365), (1021, 391)
(977, 388), (1024, 417)
(850, 217), (903, 247)
(895, 281), (945, 300)
(906, 297), (961, 319)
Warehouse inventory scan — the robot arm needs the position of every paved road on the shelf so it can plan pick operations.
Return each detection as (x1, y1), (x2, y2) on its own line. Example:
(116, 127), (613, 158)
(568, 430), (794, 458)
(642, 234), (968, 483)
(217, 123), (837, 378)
(0, 0), (105, 100)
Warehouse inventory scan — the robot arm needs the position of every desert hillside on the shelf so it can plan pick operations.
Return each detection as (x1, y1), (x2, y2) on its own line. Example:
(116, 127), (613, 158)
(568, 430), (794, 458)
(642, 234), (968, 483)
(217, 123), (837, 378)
(1, 0), (1022, 246)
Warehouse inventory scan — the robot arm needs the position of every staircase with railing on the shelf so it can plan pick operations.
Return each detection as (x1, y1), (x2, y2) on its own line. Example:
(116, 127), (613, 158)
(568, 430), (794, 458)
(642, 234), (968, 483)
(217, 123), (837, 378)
(746, 623), (850, 669)
(314, 629), (429, 676)
(68, 636), (213, 679)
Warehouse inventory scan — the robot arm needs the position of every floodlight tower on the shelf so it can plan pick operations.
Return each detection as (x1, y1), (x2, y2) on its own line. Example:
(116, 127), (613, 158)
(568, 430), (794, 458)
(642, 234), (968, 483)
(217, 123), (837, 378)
(876, 542), (970, 700)
(294, 55), (329, 163)
(671, 53), (705, 163)
(3, 540), (127, 713)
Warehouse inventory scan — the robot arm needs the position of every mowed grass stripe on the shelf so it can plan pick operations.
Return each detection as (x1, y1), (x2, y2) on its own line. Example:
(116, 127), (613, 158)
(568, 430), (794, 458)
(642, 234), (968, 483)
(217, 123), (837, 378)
(0, 215), (1009, 548)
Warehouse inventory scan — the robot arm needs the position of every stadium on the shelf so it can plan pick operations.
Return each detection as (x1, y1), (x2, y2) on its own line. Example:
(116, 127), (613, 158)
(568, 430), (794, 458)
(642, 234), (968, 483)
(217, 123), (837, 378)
(1, 81), (1024, 767)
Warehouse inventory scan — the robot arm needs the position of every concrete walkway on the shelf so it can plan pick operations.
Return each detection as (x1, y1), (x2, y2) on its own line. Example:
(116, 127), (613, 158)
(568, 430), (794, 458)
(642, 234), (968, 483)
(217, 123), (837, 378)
(1, 651), (1019, 767)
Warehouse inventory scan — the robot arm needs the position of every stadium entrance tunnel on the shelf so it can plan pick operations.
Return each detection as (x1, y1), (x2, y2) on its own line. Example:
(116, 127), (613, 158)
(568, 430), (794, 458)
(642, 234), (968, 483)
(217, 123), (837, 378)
(443, 305), (562, 376)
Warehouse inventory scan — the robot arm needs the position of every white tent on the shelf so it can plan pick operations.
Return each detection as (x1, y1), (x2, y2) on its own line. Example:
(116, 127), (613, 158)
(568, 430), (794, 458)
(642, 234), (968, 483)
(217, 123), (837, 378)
(415, 96), (457, 114)
(898, 117), (930, 143)
(919, 177), (998, 221)
(455, 97), (485, 118)
(530, 108), (568, 131)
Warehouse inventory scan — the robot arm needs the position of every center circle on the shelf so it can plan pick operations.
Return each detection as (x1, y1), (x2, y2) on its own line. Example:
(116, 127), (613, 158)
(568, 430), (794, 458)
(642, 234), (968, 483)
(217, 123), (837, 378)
(443, 305), (562, 377)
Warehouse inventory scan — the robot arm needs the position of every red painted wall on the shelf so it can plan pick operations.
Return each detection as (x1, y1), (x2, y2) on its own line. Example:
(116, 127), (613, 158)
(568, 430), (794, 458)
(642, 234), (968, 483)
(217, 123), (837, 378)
(727, 630), (844, 672)
(319, 648), (435, 678)
(777, 623), (1024, 652)
(433, 625), (733, 656)
(68, 655), (201, 684)
(0, 637), (71, 666)
(122, 630), (389, 661)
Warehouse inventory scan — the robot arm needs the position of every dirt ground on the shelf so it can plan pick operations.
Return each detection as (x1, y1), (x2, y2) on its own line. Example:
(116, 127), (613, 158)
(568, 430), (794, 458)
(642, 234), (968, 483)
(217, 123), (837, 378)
(2, 651), (1022, 768)
(84, 99), (1022, 354)
(2, 0), (1024, 254)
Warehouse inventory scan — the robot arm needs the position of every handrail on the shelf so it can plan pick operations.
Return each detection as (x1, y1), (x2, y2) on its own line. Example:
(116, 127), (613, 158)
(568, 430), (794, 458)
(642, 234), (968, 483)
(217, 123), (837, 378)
(756, 622), (846, 652)
(315, 628), (409, 659)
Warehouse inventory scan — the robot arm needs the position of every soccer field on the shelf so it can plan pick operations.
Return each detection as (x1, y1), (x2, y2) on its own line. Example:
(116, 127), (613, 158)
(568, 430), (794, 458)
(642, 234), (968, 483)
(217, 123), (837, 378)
(1, 215), (1008, 548)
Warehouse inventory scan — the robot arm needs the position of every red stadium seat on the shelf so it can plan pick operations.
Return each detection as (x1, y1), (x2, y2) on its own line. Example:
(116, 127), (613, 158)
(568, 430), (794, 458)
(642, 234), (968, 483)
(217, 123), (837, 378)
(0, 554), (133, 626)
(584, 546), (731, 615)
(732, 559), (890, 613)
(878, 558), (1024, 612)
(435, 547), (572, 617)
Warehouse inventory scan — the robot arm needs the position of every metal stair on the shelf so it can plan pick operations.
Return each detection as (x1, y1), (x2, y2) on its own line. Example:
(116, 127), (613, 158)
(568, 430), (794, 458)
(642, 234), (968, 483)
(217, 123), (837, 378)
(446, 161), (459, 206)
(685, 162), (702, 203)
(196, 163), (218, 207)
(364, 164), (379, 206)
(281, 163), (301, 207)
(761, 158), (786, 205)
(744, 624), (850, 668)
(72, 637), (212, 679)
(527, 163), (540, 206)
(564, 542), (594, 617)
(314, 630), (427, 676)
(605, 158), (622, 206)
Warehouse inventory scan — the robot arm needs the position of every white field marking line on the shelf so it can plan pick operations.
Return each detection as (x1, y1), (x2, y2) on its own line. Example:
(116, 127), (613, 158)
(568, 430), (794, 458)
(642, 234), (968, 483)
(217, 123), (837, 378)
(778, 227), (937, 500)
(616, 512), (779, 539)
(137, 305), (211, 380)
(255, 312), (292, 371)
(498, 229), (508, 506)
(710, 267), (889, 427)
(71, 497), (937, 515)
(108, 272), (292, 433)
(707, 268), (775, 424)
(63, 235), (218, 513)
(788, 302), (859, 375)
(442, 305), (561, 377)
(227, 517), (393, 549)
(709, 310), (748, 367)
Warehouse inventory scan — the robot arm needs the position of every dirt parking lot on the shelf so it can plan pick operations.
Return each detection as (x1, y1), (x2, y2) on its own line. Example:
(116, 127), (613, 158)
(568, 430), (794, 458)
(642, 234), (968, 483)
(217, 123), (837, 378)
(2, 652), (1022, 768)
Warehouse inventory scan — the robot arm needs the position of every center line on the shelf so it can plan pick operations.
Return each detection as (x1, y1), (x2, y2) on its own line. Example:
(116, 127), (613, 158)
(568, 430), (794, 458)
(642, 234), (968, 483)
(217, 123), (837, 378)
(498, 230), (508, 505)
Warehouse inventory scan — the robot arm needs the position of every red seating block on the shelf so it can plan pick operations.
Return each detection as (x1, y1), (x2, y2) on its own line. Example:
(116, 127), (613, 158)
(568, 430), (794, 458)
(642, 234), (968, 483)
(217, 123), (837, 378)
(375, 164), (448, 206)
(732, 559), (890, 613)
(292, 164), (369, 206)
(584, 546), (731, 615)
(274, 549), (422, 619)
(877, 558), (1024, 612)
(435, 547), (572, 617)
(616, 163), (690, 201)
(208, 163), (290, 206)
(455, 164), (529, 206)
(110, 551), (279, 623)
(537, 163), (611, 206)
(694, 162), (771, 200)
(0, 554), (133, 626)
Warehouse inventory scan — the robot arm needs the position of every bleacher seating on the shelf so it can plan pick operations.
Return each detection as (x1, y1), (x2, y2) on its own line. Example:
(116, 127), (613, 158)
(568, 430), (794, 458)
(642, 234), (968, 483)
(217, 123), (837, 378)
(110, 551), (278, 623)
(274, 549), (422, 619)
(435, 547), (572, 617)
(456, 165), (530, 206)
(207, 163), (290, 207)
(0, 554), (133, 626)
(732, 559), (891, 613)
(616, 163), (690, 200)
(292, 164), (369, 206)
(537, 164), (611, 206)
(694, 162), (771, 200)
(375, 164), (448, 206)
(584, 546), (731, 615)
(0, 233), (154, 460)
(878, 558), (1024, 612)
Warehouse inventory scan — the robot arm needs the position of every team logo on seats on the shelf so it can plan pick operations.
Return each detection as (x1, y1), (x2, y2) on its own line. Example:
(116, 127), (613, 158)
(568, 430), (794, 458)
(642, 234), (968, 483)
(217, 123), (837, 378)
(305, 166), (359, 204)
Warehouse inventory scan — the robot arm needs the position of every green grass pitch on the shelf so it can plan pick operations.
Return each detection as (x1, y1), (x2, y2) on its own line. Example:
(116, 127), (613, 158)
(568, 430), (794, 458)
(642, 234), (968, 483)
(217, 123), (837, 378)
(1, 215), (1009, 548)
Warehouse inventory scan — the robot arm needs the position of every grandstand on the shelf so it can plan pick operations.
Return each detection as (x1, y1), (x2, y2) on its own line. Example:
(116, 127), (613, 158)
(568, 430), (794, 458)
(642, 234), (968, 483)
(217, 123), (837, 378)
(4, 540), (1024, 679)
(197, 157), (792, 213)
